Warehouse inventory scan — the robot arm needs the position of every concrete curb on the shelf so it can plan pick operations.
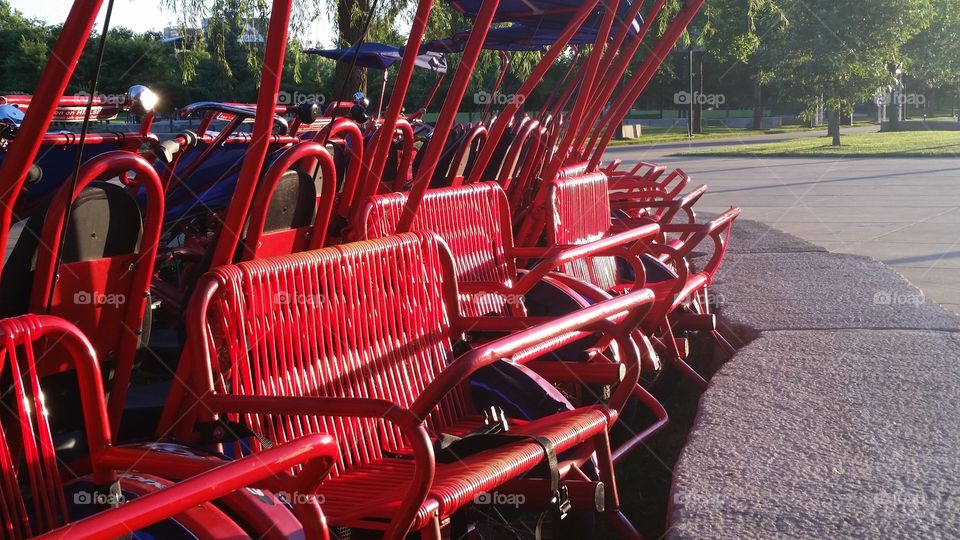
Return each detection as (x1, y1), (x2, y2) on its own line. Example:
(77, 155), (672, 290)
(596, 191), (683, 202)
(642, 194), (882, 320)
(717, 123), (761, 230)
(668, 219), (960, 539)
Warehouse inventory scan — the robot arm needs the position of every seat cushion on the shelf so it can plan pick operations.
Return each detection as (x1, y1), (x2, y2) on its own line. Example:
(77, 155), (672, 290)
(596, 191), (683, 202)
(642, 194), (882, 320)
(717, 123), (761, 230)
(318, 406), (609, 532)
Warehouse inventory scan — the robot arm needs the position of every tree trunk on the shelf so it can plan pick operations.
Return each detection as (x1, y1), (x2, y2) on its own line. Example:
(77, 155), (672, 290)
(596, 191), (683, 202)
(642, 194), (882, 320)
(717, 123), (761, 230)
(752, 75), (762, 130)
(333, 0), (370, 101)
(829, 106), (841, 146)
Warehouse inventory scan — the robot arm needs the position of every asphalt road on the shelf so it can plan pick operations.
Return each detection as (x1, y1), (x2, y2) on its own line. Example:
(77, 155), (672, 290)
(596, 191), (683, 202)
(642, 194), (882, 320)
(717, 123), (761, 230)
(605, 134), (960, 314)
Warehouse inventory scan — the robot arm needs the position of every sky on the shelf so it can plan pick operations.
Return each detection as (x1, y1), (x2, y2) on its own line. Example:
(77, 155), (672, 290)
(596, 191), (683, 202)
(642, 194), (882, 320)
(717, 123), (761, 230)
(9, 1), (173, 34)
(8, 0), (335, 46)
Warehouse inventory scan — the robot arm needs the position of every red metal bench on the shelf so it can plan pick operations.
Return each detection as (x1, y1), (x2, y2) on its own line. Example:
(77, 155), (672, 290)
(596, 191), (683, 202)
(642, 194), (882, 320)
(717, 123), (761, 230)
(355, 183), (669, 459)
(162, 232), (652, 539)
(0, 314), (338, 540)
(532, 171), (741, 389)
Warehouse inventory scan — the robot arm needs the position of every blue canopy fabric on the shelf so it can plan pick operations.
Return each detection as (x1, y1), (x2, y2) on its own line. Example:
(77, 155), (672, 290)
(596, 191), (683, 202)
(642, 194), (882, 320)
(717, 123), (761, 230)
(423, 20), (625, 54)
(446, 0), (642, 34)
(447, 0), (583, 21)
(425, 0), (644, 54)
(413, 51), (449, 73)
(306, 43), (402, 70)
(307, 43), (449, 73)
(470, 24), (602, 49)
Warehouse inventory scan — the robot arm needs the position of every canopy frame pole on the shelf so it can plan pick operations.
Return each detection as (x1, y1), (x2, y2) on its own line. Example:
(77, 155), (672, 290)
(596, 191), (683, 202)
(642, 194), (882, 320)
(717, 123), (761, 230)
(360, 0), (437, 196)
(377, 69), (389, 119)
(463, 0), (601, 186)
(587, 0), (704, 169)
(396, 0), (503, 233)
(571, 0), (665, 153)
(208, 0), (294, 268)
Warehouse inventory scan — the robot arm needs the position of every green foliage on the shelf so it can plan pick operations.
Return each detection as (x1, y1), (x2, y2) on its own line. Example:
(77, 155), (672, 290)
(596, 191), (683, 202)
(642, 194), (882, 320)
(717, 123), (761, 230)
(0, 1), (52, 93)
(767, 0), (932, 113)
(1, 0), (957, 120)
(903, 0), (960, 89)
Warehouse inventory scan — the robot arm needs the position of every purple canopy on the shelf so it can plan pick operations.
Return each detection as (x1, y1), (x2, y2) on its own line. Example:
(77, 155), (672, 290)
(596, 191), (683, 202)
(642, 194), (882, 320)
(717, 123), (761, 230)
(447, 0), (642, 33)
(423, 17), (636, 54)
(447, 0), (583, 22)
(306, 43), (403, 70)
(307, 43), (448, 73)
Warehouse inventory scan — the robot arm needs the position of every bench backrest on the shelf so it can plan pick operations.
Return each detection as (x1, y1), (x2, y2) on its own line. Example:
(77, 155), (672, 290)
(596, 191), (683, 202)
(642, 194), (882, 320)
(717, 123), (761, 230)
(357, 182), (522, 316)
(544, 171), (619, 291)
(0, 314), (110, 538)
(191, 233), (468, 477)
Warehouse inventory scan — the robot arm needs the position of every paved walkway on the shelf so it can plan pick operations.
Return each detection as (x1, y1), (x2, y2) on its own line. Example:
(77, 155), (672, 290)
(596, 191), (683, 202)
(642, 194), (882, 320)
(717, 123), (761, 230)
(666, 217), (960, 539)
(605, 133), (960, 537)
(605, 136), (960, 314)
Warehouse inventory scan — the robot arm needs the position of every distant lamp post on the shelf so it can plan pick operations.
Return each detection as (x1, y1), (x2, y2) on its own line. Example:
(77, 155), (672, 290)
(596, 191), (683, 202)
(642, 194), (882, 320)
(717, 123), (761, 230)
(673, 45), (707, 138)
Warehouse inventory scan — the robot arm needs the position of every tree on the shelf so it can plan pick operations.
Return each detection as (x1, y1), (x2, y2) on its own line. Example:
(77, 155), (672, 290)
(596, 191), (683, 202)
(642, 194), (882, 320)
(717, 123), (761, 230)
(0, 1), (53, 93)
(165, 0), (427, 100)
(764, 0), (932, 145)
(902, 0), (960, 116)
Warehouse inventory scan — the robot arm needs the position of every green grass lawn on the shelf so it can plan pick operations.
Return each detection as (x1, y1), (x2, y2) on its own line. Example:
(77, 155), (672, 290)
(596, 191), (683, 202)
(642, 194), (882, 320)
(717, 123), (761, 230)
(608, 122), (872, 147)
(673, 130), (960, 158)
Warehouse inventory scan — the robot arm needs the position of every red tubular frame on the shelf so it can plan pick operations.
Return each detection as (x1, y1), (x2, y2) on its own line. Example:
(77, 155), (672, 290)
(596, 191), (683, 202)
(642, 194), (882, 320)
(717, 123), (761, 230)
(496, 117), (537, 191)
(36, 434), (337, 540)
(0, 0), (104, 259)
(345, 119), (416, 215)
(571, 0), (666, 153)
(208, 0), (294, 269)
(28, 151), (163, 432)
(587, 0), (706, 168)
(241, 141), (338, 259)
(447, 124), (488, 185)
(360, 0), (436, 193)
(317, 117), (365, 219)
(1, 314), (115, 485)
(396, 0), (502, 233)
(0, 314), (339, 540)
(392, 119), (416, 191)
(540, 0), (617, 182)
(462, 0), (600, 187)
(161, 115), (244, 192)
(502, 119), (543, 197)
